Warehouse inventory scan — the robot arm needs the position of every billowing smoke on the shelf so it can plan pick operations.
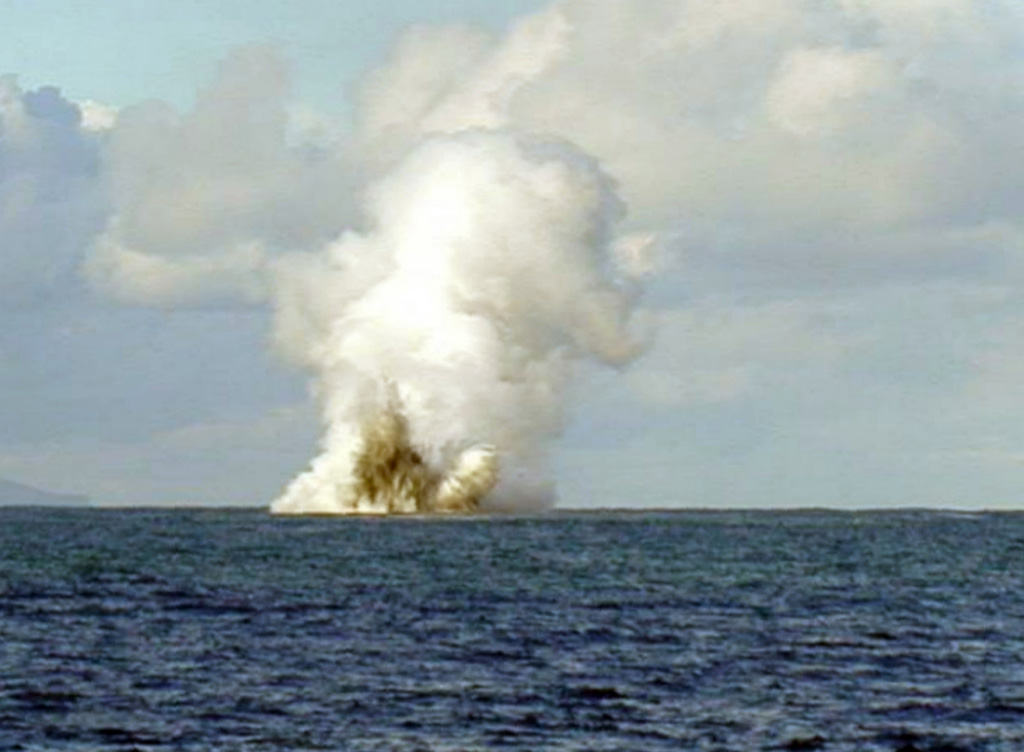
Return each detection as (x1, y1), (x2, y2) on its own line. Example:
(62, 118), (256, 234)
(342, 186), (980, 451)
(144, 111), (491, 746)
(270, 131), (641, 514)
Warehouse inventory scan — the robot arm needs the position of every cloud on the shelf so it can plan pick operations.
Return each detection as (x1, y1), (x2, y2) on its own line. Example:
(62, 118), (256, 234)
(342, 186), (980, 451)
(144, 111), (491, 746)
(69, 0), (1024, 318)
(85, 45), (355, 307)
(625, 299), (852, 408)
(0, 76), (105, 307)
(3, 0), (1024, 509)
(357, 0), (1024, 292)
(0, 402), (318, 505)
(76, 100), (117, 132)
(86, 230), (270, 307)
(558, 274), (1024, 507)
(764, 47), (895, 138)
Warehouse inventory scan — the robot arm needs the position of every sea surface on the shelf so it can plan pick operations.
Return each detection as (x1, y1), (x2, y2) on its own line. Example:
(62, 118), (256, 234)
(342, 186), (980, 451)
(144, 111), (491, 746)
(1, 508), (1023, 751)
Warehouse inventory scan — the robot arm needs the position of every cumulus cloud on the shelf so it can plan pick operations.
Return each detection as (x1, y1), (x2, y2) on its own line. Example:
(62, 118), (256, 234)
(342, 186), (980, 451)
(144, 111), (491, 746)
(85, 46), (355, 307)
(626, 299), (852, 408)
(86, 232), (270, 307)
(65, 0), (1024, 311)
(357, 0), (1024, 288)
(0, 76), (105, 307)
(77, 100), (117, 132)
(4, 0), (1024, 508)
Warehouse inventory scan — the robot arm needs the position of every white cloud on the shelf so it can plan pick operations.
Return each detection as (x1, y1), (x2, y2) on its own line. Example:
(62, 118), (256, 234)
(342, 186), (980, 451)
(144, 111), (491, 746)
(355, 0), (1024, 291)
(0, 76), (105, 306)
(86, 230), (270, 308)
(0, 403), (318, 506)
(4, 0), (1024, 509)
(77, 99), (117, 132)
(625, 299), (852, 407)
(87, 46), (355, 307)
(764, 47), (894, 137)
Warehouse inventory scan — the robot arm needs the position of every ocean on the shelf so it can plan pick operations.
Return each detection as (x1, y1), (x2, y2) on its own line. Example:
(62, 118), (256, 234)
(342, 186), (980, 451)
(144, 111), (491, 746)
(1, 508), (1023, 751)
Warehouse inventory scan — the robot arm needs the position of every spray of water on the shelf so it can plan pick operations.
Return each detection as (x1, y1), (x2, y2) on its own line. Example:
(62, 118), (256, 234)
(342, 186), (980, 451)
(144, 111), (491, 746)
(343, 384), (498, 513)
(269, 131), (641, 515)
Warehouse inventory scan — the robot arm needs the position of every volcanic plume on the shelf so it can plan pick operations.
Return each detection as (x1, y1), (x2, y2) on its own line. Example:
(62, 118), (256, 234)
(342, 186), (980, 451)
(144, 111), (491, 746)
(269, 131), (641, 514)
(342, 384), (498, 513)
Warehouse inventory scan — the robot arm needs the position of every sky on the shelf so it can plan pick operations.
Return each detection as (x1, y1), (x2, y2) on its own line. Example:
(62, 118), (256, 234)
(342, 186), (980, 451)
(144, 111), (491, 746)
(2, 0), (1024, 509)
(0, 0), (548, 116)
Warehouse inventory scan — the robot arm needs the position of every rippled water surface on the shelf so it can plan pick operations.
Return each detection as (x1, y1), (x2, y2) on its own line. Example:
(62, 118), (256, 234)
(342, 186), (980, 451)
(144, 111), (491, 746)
(2, 508), (1024, 751)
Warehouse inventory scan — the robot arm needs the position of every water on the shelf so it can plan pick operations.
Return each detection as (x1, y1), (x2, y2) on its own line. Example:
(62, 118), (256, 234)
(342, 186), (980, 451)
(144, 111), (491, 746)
(2, 508), (1024, 751)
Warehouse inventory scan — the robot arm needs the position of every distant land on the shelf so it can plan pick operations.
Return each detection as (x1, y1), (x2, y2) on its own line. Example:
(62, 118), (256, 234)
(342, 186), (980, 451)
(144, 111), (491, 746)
(0, 478), (89, 507)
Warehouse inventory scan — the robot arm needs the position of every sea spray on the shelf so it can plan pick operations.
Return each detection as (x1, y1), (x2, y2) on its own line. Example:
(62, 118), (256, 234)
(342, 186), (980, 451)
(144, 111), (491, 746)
(270, 131), (642, 514)
(347, 385), (498, 513)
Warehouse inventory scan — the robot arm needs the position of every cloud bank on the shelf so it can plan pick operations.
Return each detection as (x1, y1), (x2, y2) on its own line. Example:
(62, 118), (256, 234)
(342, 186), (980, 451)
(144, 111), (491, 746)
(357, 0), (1024, 287)
(85, 46), (354, 308)
(3, 0), (1024, 507)
(0, 77), (105, 307)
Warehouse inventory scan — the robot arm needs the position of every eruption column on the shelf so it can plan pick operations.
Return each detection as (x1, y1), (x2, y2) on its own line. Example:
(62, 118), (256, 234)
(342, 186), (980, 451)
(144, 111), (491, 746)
(270, 131), (639, 515)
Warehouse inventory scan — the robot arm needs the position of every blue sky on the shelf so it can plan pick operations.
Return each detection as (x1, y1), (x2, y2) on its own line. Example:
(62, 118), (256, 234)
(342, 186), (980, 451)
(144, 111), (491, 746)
(3, 0), (1024, 509)
(0, 0), (547, 114)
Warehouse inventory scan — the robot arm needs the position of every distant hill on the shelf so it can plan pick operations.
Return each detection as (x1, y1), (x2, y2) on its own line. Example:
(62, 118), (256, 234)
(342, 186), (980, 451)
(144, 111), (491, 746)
(0, 478), (89, 507)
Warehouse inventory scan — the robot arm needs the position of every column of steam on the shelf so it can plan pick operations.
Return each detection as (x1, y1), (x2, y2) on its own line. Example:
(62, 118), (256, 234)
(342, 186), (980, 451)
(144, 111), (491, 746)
(269, 131), (641, 515)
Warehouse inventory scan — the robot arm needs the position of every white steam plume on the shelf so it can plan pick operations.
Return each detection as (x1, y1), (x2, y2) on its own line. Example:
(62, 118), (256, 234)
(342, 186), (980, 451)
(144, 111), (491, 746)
(270, 131), (640, 514)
